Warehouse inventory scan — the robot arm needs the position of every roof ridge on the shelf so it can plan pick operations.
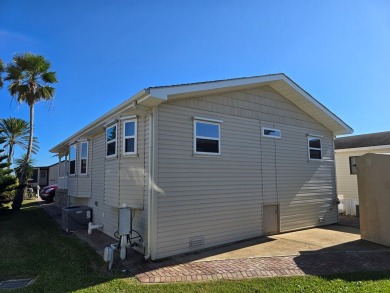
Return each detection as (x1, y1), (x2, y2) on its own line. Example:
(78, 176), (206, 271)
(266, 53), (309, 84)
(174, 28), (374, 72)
(146, 73), (286, 90)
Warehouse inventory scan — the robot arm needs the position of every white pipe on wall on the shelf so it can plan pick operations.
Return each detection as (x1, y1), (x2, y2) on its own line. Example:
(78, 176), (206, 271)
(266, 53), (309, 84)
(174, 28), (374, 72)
(145, 112), (153, 260)
(88, 222), (103, 234)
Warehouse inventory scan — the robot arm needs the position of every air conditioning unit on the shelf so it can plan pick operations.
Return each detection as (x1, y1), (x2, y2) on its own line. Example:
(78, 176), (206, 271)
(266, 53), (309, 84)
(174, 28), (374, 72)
(62, 206), (92, 233)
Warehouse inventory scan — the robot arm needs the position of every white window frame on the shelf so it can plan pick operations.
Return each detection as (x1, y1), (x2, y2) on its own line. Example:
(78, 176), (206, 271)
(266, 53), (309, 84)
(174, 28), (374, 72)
(262, 127), (281, 139)
(307, 136), (322, 160)
(123, 119), (137, 155)
(69, 144), (76, 176)
(193, 118), (222, 156)
(79, 141), (88, 175)
(106, 123), (117, 158)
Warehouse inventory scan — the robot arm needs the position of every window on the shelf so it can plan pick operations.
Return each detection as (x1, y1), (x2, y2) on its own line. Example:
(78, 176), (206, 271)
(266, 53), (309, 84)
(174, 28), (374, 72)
(39, 169), (47, 180)
(262, 127), (281, 138)
(123, 120), (137, 155)
(69, 144), (76, 175)
(194, 119), (221, 155)
(106, 124), (117, 158)
(308, 136), (322, 160)
(79, 141), (88, 175)
(349, 156), (359, 174)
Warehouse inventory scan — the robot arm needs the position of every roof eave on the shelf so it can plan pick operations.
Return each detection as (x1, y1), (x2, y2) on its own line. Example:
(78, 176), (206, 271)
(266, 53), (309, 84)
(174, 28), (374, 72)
(50, 89), (150, 154)
(51, 73), (353, 154)
(146, 73), (353, 135)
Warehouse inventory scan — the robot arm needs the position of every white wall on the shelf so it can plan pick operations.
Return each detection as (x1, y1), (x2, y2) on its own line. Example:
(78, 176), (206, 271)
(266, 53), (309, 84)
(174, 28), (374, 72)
(335, 146), (390, 215)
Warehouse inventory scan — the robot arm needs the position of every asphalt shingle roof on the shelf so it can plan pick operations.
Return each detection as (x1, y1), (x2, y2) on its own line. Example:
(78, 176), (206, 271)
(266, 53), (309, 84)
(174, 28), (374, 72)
(335, 131), (390, 150)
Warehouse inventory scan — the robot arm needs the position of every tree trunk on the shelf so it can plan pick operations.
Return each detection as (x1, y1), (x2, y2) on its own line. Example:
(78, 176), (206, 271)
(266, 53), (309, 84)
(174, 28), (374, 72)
(12, 104), (35, 211)
(27, 104), (34, 161)
(12, 173), (26, 211)
(7, 143), (14, 167)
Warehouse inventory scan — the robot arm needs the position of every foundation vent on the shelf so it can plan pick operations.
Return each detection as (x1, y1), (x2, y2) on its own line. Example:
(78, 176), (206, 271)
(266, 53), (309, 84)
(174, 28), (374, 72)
(189, 235), (204, 248)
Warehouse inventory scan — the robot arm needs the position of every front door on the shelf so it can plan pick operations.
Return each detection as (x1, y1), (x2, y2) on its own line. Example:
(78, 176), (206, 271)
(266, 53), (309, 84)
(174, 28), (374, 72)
(263, 204), (279, 235)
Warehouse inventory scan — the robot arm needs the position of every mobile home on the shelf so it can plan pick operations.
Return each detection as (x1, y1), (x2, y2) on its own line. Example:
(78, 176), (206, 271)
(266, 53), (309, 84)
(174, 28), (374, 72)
(50, 74), (352, 260)
(335, 132), (390, 216)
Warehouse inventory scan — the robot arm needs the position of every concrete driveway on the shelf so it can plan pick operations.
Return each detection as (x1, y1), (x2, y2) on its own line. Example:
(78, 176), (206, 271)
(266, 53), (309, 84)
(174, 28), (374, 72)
(174, 224), (387, 263)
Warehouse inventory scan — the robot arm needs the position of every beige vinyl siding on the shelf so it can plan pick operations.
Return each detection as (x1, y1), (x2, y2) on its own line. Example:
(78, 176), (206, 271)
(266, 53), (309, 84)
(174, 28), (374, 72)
(67, 111), (150, 252)
(48, 161), (67, 185)
(156, 107), (263, 259)
(335, 147), (390, 201)
(155, 86), (337, 259)
(104, 135), (120, 207)
(67, 141), (92, 198)
(260, 125), (277, 205)
(70, 133), (118, 237)
(103, 112), (146, 209)
(275, 123), (337, 231)
(119, 115), (146, 209)
(76, 141), (92, 197)
(67, 147), (77, 196)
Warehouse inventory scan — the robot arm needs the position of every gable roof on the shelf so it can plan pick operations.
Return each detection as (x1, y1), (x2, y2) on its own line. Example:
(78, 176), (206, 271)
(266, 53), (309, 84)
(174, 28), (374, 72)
(50, 73), (353, 154)
(335, 131), (390, 150)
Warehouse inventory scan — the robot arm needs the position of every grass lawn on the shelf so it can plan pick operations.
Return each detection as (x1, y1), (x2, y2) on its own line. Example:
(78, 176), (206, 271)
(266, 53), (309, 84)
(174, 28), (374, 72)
(1, 201), (390, 292)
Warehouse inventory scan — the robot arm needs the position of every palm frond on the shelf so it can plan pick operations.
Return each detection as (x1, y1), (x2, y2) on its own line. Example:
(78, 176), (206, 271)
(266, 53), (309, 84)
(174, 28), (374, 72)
(0, 118), (37, 163)
(5, 53), (57, 105)
(41, 71), (58, 83)
(35, 86), (55, 100)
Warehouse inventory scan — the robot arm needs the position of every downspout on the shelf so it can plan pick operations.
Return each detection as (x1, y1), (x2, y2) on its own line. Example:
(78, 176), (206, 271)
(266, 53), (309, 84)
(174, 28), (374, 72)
(144, 112), (153, 259)
(332, 136), (340, 220)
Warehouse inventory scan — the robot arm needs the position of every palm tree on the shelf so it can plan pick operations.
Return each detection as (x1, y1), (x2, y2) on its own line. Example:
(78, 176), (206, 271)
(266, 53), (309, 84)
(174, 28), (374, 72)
(14, 154), (35, 183)
(0, 118), (39, 166)
(4, 53), (57, 210)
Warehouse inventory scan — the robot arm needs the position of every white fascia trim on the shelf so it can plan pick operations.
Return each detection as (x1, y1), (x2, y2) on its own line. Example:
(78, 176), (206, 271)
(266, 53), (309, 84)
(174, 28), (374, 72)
(280, 75), (353, 135)
(335, 145), (390, 153)
(50, 89), (149, 153)
(136, 94), (153, 104)
(148, 74), (285, 100)
(146, 74), (352, 135)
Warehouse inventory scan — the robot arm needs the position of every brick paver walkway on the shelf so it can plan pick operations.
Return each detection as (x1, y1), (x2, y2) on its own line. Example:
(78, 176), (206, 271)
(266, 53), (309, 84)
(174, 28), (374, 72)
(132, 251), (390, 283)
(41, 203), (390, 284)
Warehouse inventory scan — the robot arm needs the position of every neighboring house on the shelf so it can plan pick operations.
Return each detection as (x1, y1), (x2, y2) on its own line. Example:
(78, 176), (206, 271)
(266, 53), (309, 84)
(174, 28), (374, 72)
(335, 131), (390, 216)
(31, 160), (68, 188)
(50, 73), (352, 260)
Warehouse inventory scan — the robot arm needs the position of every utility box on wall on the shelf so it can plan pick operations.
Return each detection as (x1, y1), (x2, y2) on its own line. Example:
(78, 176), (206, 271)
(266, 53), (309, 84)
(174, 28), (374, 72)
(62, 206), (92, 233)
(357, 154), (390, 247)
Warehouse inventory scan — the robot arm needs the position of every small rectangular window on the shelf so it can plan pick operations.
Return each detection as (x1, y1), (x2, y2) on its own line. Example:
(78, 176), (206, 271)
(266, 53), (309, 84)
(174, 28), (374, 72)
(123, 120), (137, 155)
(349, 156), (358, 174)
(262, 127), (281, 138)
(194, 120), (221, 155)
(69, 145), (76, 175)
(106, 124), (117, 158)
(308, 136), (322, 160)
(79, 141), (88, 175)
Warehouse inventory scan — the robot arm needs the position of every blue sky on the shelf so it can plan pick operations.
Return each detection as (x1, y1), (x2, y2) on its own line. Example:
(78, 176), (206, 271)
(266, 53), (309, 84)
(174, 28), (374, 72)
(1, 0), (390, 166)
